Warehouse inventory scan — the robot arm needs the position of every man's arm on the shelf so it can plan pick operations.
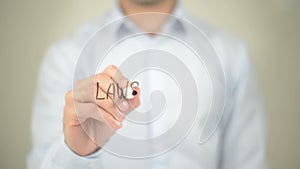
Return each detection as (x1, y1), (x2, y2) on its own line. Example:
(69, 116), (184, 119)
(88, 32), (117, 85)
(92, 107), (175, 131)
(27, 39), (140, 169)
(219, 43), (267, 169)
(27, 42), (103, 169)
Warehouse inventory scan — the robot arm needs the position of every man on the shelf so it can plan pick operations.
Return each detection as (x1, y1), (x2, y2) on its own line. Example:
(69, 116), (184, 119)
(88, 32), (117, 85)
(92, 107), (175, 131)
(28, 0), (267, 168)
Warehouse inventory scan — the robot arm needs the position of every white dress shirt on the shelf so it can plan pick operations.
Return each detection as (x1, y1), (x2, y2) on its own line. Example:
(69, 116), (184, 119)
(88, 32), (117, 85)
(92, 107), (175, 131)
(27, 2), (267, 169)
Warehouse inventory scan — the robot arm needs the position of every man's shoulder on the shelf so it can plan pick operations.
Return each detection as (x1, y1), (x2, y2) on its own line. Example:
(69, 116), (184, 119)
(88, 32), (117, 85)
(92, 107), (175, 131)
(185, 15), (251, 83)
(185, 15), (245, 49)
(44, 11), (116, 63)
(56, 12), (112, 47)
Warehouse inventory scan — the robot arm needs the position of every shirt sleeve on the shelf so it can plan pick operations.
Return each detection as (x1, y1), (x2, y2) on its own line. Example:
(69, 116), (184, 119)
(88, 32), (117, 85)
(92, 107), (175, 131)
(219, 43), (267, 169)
(27, 41), (103, 169)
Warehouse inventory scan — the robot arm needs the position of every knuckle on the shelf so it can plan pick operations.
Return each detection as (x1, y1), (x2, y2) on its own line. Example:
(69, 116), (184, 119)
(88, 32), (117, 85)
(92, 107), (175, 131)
(113, 109), (125, 121)
(105, 65), (118, 74)
(108, 65), (118, 71)
(63, 105), (74, 117)
(65, 91), (73, 101)
(96, 99), (114, 110)
(95, 73), (110, 83)
(74, 79), (83, 89)
(95, 73), (103, 81)
(110, 121), (120, 130)
(107, 121), (117, 130)
(63, 105), (70, 114)
(101, 113), (119, 130)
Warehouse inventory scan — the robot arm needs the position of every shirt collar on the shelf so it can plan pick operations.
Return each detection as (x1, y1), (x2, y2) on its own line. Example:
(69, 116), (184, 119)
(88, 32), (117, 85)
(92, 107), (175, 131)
(109, 0), (187, 38)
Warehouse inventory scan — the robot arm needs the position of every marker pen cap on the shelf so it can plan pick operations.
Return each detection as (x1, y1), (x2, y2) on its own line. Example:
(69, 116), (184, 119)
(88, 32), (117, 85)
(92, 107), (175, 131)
(123, 87), (138, 99)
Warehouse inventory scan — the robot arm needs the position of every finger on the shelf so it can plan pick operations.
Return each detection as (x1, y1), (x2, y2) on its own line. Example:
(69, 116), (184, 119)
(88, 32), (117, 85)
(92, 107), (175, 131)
(74, 102), (104, 122)
(73, 65), (121, 91)
(73, 65), (138, 120)
(74, 65), (130, 103)
(74, 73), (125, 121)
(73, 76), (95, 91)
(102, 65), (127, 85)
(73, 73), (113, 103)
(74, 65), (127, 93)
(94, 73), (126, 121)
(114, 86), (141, 117)
(100, 108), (122, 130)
(101, 65), (138, 114)
(74, 102), (122, 130)
(129, 86), (141, 108)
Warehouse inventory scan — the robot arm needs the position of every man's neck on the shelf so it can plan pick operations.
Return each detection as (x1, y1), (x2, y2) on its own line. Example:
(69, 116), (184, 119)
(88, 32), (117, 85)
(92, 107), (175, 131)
(120, 0), (176, 15)
(119, 0), (177, 34)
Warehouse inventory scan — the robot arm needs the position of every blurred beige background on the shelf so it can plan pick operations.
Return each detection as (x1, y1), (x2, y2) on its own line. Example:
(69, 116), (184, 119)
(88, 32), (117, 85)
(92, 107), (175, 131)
(0, 0), (299, 169)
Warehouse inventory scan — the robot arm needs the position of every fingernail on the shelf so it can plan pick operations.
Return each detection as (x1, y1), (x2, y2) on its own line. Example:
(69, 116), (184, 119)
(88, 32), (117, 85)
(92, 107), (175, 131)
(121, 100), (129, 110)
(114, 120), (122, 128)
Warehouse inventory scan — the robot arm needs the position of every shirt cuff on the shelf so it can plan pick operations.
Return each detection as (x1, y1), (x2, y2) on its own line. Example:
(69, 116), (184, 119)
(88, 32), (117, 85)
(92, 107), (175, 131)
(44, 136), (102, 169)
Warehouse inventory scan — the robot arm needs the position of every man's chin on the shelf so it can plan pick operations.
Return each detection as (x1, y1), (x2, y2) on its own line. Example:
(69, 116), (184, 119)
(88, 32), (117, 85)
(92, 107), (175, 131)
(129, 0), (165, 5)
